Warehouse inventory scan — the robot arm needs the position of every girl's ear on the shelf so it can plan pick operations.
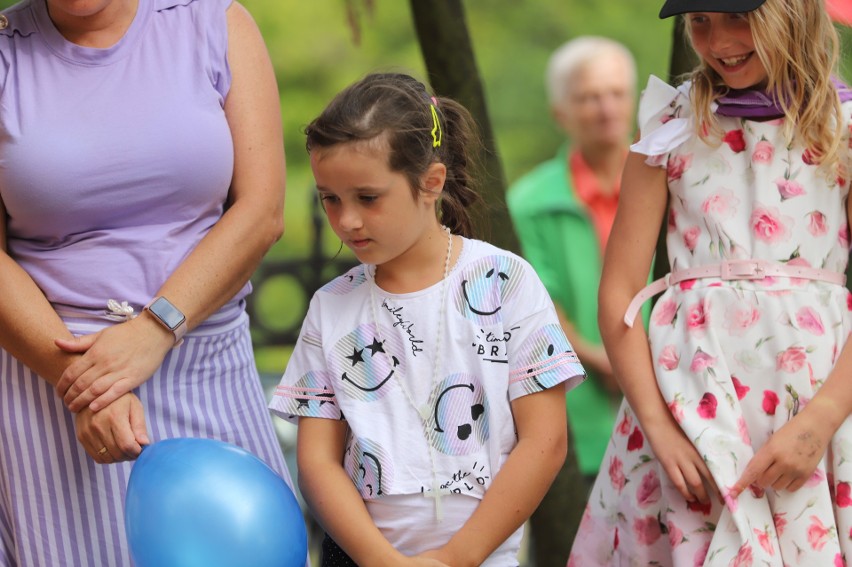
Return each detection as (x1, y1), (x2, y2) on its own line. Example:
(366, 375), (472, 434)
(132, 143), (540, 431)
(421, 162), (447, 203)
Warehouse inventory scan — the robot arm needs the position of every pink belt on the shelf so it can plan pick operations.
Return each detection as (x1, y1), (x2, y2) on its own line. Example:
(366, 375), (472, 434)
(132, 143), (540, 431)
(624, 259), (846, 328)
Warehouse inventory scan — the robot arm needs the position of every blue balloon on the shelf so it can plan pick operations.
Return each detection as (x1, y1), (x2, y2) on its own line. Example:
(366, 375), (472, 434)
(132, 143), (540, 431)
(125, 438), (307, 567)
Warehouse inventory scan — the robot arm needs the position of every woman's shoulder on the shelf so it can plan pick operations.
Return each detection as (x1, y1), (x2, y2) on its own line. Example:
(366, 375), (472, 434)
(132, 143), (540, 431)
(0, 1), (38, 41)
(152, 0), (233, 13)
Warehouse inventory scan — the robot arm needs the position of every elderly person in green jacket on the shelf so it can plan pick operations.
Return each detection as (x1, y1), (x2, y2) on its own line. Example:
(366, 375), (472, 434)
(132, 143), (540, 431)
(508, 36), (639, 564)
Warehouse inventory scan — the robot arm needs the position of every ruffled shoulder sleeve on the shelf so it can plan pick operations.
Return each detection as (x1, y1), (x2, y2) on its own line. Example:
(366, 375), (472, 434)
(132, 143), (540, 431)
(0, 1), (38, 100)
(630, 75), (695, 168)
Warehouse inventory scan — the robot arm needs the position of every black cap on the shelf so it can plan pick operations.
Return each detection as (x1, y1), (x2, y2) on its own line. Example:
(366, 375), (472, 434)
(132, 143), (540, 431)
(659, 0), (766, 18)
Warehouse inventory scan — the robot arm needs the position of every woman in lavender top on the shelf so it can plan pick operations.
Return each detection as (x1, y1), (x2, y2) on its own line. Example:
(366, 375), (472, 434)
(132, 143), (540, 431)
(0, 0), (294, 565)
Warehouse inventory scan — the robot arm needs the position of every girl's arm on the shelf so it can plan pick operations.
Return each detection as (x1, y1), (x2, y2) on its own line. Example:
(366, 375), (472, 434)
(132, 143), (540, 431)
(297, 417), (449, 567)
(597, 151), (716, 504)
(419, 385), (568, 567)
(730, 188), (852, 497)
(55, 1), (286, 413)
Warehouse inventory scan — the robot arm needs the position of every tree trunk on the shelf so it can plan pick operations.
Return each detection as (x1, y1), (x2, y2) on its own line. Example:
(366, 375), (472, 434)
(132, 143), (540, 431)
(410, 3), (586, 565)
(409, 0), (517, 252)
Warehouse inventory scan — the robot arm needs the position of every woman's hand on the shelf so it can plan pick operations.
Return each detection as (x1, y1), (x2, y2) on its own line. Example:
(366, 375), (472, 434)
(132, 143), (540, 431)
(74, 392), (150, 463)
(731, 411), (833, 498)
(647, 418), (719, 505)
(55, 313), (174, 413)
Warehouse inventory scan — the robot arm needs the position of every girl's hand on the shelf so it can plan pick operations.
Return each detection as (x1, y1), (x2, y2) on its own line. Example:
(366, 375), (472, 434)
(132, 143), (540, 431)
(731, 411), (832, 498)
(74, 392), (150, 463)
(55, 314), (175, 413)
(647, 419), (719, 505)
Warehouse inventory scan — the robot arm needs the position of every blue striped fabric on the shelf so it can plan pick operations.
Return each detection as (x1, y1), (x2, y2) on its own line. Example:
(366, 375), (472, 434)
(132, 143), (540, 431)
(0, 313), (294, 567)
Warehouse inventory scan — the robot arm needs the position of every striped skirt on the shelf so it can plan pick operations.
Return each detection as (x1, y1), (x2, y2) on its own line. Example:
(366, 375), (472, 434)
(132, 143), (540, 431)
(0, 312), (294, 567)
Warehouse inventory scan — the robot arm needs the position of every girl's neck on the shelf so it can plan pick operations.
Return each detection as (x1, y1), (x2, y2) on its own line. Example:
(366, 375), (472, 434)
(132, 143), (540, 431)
(47, 0), (139, 48)
(374, 227), (459, 294)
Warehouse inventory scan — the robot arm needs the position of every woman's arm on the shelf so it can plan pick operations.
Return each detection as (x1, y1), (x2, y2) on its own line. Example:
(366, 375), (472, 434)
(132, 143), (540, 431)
(598, 151), (716, 504)
(297, 418), (448, 567)
(56, 1), (286, 413)
(0, 196), (149, 461)
(730, 187), (852, 497)
(419, 385), (568, 567)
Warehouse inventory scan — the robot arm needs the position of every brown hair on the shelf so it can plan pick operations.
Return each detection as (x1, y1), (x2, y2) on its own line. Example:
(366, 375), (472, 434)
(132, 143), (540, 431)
(686, 0), (844, 174)
(305, 73), (483, 237)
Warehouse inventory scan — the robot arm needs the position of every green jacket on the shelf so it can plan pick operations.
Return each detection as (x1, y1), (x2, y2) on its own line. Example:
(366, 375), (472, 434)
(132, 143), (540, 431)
(507, 145), (618, 476)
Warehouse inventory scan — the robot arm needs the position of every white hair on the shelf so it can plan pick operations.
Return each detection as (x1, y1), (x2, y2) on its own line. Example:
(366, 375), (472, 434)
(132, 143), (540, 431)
(546, 36), (637, 107)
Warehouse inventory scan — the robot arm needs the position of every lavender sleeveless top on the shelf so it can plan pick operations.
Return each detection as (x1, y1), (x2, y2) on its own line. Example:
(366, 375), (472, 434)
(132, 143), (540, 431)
(0, 0), (247, 325)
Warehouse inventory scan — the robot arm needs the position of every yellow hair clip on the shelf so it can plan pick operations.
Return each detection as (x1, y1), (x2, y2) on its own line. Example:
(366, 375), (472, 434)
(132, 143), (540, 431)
(430, 103), (442, 148)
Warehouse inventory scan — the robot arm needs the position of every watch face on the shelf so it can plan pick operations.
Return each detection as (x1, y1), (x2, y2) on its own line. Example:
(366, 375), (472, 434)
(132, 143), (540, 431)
(149, 297), (186, 330)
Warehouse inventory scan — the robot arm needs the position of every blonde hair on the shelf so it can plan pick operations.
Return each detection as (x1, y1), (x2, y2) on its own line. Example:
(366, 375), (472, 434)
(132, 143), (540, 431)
(686, 0), (844, 173)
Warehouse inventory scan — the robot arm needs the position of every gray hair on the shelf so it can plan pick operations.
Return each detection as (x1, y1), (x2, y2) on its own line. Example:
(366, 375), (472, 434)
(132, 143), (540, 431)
(545, 36), (636, 107)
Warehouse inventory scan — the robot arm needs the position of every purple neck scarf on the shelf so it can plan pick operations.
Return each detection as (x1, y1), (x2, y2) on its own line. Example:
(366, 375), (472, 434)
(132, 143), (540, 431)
(715, 77), (852, 119)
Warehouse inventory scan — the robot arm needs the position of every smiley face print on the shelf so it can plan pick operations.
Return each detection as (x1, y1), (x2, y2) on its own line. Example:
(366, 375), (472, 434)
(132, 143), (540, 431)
(451, 256), (524, 326)
(344, 436), (394, 498)
(330, 323), (406, 402)
(426, 373), (490, 456)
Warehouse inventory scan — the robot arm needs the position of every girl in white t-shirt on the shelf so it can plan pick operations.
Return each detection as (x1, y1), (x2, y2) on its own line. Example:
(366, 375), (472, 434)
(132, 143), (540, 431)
(270, 73), (586, 567)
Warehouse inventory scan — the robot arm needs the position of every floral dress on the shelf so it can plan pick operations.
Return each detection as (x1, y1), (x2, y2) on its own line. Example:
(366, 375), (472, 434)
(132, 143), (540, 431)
(568, 75), (852, 566)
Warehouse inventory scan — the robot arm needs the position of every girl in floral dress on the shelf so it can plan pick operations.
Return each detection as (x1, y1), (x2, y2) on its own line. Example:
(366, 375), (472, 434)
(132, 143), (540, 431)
(569, 0), (852, 565)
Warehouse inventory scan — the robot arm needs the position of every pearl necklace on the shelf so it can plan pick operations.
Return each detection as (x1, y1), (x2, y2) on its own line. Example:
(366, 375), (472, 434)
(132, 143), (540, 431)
(368, 225), (453, 520)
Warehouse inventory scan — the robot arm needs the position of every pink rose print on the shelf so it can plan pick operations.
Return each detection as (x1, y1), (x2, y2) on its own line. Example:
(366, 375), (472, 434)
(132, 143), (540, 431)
(723, 129), (746, 153)
(668, 208), (677, 232)
(633, 515), (662, 546)
(807, 211), (828, 237)
(730, 544), (753, 567)
(683, 226), (701, 253)
(627, 427), (644, 451)
(763, 390), (780, 415)
(773, 513), (787, 537)
(679, 278), (697, 291)
(835, 553), (844, 567)
(732, 376), (750, 400)
(689, 349), (717, 374)
(686, 301), (708, 334)
(693, 541), (711, 567)
(613, 527), (619, 550)
(665, 522), (683, 548)
(751, 139), (775, 163)
(807, 515), (830, 550)
(636, 470), (661, 509)
(668, 397), (685, 423)
(786, 256), (814, 287)
(776, 346), (807, 372)
(840, 224), (851, 251)
(751, 205), (791, 244)
(658, 345), (680, 371)
(616, 411), (633, 436)
(697, 393), (717, 419)
(738, 416), (752, 445)
(652, 299), (678, 326)
(701, 188), (740, 219)
(687, 498), (712, 516)
(723, 486), (739, 513)
(724, 302), (760, 336)
(796, 306), (825, 336)
(805, 468), (824, 488)
(609, 456), (626, 492)
(750, 484), (765, 498)
(803, 147), (817, 165)
(847, 292), (852, 311)
(836, 481), (852, 507)
(754, 528), (774, 556)
(775, 178), (806, 200)
(667, 153), (693, 181)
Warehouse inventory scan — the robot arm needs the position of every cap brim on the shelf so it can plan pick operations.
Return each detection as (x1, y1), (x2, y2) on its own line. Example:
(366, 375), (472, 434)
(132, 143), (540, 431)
(659, 0), (766, 18)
